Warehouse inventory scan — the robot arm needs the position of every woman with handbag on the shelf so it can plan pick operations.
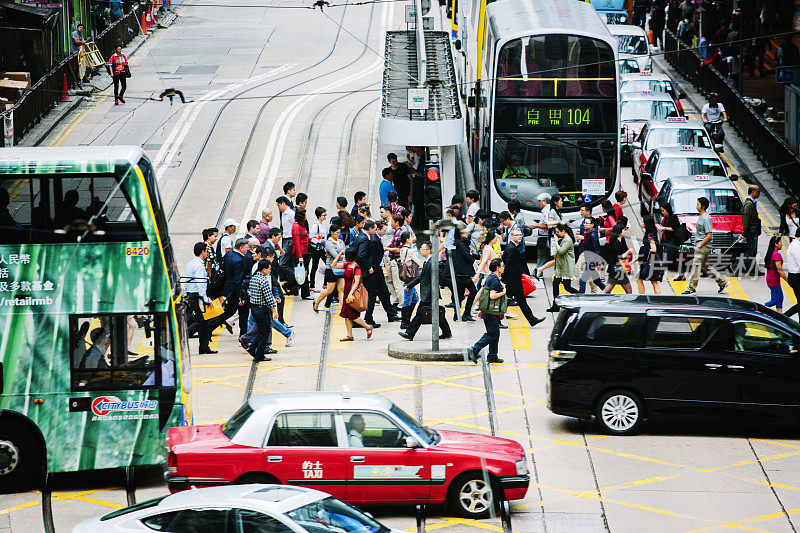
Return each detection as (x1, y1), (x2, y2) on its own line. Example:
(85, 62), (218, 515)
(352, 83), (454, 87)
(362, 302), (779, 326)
(338, 247), (373, 341)
(467, 258), (507, 365)
(398, 231), (422, 328)
(107, 44), (129, 105)
(291, 208), (312, 299)
(636, 215), (663, 294)
(313, 225), (345, 312)
(308, 207), (328, 291)
(536, 223), (579, 312)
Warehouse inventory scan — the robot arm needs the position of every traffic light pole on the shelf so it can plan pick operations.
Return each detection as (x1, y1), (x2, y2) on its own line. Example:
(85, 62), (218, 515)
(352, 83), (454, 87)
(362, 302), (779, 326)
(430, 222), (440, 352)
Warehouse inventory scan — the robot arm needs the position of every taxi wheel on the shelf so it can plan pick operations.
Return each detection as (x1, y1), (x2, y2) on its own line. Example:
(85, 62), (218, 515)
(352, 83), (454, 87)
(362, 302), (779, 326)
(0, 423), (43, 493)
(596, 390), (644, 436)
(447, 472), (498, 518)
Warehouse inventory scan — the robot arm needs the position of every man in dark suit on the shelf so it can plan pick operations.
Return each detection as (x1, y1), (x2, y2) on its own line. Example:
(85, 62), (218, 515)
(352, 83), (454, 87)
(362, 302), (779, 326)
(399, 242), (452, 340)
(359, 220), (398, 327)
(215, 237), (259, 337)
(502, 228), (545, 327)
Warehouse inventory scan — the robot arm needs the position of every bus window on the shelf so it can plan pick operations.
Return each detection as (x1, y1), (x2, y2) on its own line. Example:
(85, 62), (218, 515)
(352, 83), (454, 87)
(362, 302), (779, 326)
(71, 314), (168, 391)
(495, 35), (615, 99)
(0, 176), (147, 244)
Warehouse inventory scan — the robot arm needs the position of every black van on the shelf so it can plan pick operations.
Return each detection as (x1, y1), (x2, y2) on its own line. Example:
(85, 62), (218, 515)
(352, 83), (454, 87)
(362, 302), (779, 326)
(547, 295), (800, 435)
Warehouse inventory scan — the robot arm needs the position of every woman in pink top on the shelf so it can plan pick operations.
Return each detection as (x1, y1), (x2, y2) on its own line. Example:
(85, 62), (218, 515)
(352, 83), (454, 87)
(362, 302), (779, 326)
(107, 44), (128, 105)
(764, 236), (788, 312)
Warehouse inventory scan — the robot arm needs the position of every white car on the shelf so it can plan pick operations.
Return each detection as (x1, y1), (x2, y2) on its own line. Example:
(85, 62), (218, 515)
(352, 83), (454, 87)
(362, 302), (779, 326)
(631, 117), (716, 182)
(73, 484), (403, 533)
(608, 24), (652, 72)
(620, 72), (687, 115)
(618, 53), (641, 75)
(638, 145), (727, 209)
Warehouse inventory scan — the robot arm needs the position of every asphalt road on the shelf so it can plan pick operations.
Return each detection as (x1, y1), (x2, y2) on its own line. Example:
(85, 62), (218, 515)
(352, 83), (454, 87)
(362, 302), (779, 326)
(2, 2), (799, 532)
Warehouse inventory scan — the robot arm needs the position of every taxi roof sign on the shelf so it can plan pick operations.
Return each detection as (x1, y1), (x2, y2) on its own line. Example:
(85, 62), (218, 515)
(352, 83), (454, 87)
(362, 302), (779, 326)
(680, 145), (695, 150)
(694, 174), (711, 181)
(640, 70), (652, 75)
(641, 90), (654, 94)
(666, 116), (688, 122)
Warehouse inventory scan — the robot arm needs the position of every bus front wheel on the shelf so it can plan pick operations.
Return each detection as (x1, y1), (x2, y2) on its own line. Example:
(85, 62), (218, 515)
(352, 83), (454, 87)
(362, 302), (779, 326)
(0, 423), (43, 493)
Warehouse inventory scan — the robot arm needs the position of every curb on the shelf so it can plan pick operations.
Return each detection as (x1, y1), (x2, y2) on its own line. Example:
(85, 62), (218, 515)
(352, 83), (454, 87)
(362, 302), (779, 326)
(388, 341), (469, 362)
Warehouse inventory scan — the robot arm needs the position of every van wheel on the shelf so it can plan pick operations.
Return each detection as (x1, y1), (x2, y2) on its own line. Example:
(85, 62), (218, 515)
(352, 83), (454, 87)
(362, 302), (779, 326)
(0, 423), (43, 493)
(596, 390), (644, 435)
(447, 472), (497, 518)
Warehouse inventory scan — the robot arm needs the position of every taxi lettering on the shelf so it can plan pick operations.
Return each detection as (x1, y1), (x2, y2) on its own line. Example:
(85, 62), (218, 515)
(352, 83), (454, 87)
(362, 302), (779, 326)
(302, 460), (323, 479)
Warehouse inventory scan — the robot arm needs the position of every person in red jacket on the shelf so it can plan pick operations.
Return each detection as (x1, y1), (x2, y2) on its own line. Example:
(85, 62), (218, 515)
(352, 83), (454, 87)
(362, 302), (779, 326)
(107, 44), (128, 105)
(291, 208), (312, 299)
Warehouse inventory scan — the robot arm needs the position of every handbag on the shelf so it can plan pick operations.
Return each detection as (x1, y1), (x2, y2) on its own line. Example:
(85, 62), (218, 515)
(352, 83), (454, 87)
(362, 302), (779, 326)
(123, 64), (131, 78)
(478, 285), (508, 316)
(349, 283), (369, 312)
(293, 264), (306, 285)
(521, 274), (537, 295)
(398, 250), (420, 282)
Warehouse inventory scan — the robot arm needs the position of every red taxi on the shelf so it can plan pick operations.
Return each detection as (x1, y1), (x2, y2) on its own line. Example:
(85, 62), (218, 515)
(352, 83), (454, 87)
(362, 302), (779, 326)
(631, 117), (715, 183)
(166, 392), (530, 518)
(648, 174), (745, 259)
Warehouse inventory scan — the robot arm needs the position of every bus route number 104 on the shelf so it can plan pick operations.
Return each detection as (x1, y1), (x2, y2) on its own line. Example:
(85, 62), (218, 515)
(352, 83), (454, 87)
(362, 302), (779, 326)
(126, 247), (151, 257)
(567, 108), (591, 125)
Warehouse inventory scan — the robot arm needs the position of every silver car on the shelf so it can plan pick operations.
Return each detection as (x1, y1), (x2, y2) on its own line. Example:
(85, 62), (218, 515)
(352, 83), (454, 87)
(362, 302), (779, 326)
(73, 484), (402, 533)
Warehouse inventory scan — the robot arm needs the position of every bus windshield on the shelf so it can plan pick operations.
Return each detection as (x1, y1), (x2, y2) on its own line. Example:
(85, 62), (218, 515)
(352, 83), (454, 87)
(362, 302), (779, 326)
(621, 100), (678, 122)
(616, 34), (648, 55)
(670, 189), (743, 215)
(493, 137), (616, 208)
(495, 35), (615, 98)
(645, 128), (712, 150)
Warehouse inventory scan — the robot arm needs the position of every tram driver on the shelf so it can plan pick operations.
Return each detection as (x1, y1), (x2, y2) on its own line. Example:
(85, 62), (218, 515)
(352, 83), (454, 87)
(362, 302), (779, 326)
(80, 327), (111, 369)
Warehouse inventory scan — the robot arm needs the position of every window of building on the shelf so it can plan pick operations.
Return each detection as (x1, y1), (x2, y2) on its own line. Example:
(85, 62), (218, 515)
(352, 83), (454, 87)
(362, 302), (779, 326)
(341, 411), (410, 448)
(644, 316), (721, 349)
(0, 174), (146, 244)
(266, 412), (338, 447)
(70, 313), (170, 391)
(570, 313), (645, 347)
(732, 321), (795, 356)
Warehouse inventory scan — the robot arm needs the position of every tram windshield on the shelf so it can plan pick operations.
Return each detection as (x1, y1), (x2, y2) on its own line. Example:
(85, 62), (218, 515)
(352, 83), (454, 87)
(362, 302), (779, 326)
(495, 35), (616, 98)
(493, 137), (616, 208)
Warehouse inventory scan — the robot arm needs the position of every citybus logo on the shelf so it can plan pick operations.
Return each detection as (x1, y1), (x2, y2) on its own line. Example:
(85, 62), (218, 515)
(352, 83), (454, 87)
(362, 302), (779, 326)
(91, 396), (158, 416)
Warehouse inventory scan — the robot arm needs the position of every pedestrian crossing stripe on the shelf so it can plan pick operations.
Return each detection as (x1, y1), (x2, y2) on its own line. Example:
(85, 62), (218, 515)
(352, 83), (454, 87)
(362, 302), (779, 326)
(507, 306), (532, 350)
(208, 296), (295, 352)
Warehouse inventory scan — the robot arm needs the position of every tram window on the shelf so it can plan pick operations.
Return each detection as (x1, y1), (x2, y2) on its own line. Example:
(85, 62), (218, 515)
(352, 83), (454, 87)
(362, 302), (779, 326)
(71, 314), (168, 391)
(495, 35), (615, 98)
(0, 175), (146, 244)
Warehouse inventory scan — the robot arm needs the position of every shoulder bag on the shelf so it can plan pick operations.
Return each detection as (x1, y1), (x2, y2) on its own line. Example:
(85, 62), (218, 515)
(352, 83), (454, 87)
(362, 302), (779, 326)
(478, 284), (508, 316)
(398, 248), (420, 282)
(350, 283), (369, 312)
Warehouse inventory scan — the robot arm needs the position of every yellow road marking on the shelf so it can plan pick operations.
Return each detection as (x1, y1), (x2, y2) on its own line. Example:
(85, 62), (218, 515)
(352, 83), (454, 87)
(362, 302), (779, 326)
(330, 304), (351, 349)
(611, 284), (626, 294)
(682, 507), (800, 533)
(750, 439), (800, 450)
(780, 278), (796, 306)
(424, 404), (530, 426)
(696, 450), (800, 473)
(535, 483), (698, 519)
(529, 436), (683, 467)
(669, 276), (689, 294)
(192, 360), (538, 368)
(724, 276), (747, 299)
(507, 306), (531, 349)
(0, 488), (123, 516)
(272, 295), (294, 349)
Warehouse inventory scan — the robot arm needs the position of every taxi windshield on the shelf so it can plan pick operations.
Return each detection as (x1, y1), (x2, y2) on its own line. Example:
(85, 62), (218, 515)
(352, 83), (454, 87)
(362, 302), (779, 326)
(670, 188), (743, 215)
(657, 157), (725, 179)
(621, 100), (678, 121)
(618, 59), (640, 74)
(391, 404), (436, 444)
(287, 497), (390, 533)
(616, 34), (648, 55)
(645, 128), (712, 150)
(622, 79), (674, 95)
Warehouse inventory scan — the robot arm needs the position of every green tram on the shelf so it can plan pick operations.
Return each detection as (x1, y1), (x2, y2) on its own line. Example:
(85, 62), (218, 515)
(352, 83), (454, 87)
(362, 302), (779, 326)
(0, 146), (191, 492)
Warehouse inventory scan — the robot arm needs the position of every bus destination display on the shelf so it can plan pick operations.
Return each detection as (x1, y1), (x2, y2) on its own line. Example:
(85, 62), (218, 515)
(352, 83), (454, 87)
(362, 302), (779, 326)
(494, 101), (615, 134)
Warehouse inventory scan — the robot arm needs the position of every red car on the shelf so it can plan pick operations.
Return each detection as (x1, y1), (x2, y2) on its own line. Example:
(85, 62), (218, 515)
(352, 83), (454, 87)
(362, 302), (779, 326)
(166, 392), (530, 518)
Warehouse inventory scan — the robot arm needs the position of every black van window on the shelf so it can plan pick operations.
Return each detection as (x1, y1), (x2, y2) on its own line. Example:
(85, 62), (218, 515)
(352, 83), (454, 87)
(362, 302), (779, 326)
(645, 316), (721, 349)
(570, 314), (645, 347)
(732, 321), (794, 356)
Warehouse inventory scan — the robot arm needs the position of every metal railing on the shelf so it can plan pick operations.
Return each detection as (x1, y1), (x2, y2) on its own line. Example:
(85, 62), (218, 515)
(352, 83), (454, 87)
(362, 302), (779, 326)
(663, 29), (800, 199)
(0, 3), (146, 147)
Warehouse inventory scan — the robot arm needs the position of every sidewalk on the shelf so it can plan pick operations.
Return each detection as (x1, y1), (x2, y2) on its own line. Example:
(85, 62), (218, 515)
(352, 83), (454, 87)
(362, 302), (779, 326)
(652, 53), (789, 231)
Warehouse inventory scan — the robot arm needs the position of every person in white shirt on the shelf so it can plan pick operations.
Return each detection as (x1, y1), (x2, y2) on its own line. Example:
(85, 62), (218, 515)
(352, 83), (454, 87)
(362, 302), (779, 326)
(783, 229), (800, 318)
(309, 207), (328, 291)
(465, 189), (480, 224)
(348, 414), (366, 447)
(531, 192), (552, 269)
(276, 196), (295, 273)
(701, 93), (727, 124)
(184, 242), (216, 354)
(219, 219), (237, 257)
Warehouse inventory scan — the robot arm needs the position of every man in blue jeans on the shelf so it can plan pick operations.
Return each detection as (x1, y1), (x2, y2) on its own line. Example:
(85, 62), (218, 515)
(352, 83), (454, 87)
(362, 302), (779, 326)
(467, 258), (506, 364)
(247, 259), (278, 362)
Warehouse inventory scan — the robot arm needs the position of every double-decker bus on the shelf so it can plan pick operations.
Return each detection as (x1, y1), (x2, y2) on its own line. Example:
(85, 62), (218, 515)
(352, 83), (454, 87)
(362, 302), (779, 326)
(0, 146), (191, 492)
(459, 0), (619, 226)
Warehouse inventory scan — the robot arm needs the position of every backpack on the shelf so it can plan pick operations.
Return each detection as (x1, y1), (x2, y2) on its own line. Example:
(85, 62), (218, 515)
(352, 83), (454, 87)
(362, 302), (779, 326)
(478, 285), (508, 316)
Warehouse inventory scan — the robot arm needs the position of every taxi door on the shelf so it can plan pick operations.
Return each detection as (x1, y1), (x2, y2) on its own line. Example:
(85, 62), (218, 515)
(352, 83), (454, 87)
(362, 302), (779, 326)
(262, 411), (348, 500)
(340, 411), (432, 504)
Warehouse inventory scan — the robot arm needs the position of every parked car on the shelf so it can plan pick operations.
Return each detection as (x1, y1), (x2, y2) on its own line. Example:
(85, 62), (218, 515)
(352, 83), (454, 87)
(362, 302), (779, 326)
(620, 72), (687, 115)
(632, 117), (716, 183)
(547, 295), (800, 435)
(608, 24), (652, 71)
(638, 145), (727, 205)
(73, 484), (402, 533)
(620, 92), (681, 163)
(166, 392), (529, 518)
(647, 174), (745, 259)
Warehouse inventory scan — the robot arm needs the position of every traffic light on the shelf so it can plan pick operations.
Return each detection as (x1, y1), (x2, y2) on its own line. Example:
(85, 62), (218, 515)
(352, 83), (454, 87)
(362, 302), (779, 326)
(424, 162), (442, 219)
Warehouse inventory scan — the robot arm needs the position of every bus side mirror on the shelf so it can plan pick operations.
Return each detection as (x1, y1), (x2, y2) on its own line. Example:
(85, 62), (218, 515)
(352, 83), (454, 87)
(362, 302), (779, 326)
(479, 147), (489, 162)
(454, 39), (461, 51)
